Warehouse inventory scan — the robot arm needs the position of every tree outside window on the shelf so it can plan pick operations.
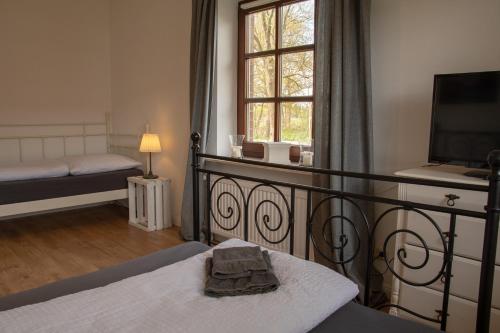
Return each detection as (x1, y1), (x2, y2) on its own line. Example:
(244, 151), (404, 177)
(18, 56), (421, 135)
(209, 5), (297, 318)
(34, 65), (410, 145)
(238, 0), (315, 158)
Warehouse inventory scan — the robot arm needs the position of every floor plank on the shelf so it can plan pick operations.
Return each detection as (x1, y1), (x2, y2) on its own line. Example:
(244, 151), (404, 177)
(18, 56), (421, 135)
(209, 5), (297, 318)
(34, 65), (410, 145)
(0, 204), (184, 297)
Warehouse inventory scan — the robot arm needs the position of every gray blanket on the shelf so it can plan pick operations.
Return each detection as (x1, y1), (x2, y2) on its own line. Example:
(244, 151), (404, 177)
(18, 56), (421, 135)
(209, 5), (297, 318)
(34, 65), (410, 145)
(205, 251), (280, 297)
(211, 246), (268, 279)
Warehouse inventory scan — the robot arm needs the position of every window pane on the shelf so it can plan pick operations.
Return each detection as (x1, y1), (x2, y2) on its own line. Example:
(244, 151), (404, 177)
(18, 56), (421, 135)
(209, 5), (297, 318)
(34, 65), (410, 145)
(247, 56), (275, 98)
(281, 51), (314, 97)
(280, 102), (312, 145)
(247, 103), (275, 142)
(246, 8), (276, 53)
(280, 0), (315, 48)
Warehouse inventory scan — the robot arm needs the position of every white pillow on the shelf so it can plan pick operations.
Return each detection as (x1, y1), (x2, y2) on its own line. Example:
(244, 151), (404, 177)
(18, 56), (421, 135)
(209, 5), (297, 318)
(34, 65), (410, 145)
(0, 160), (69, 181)
(66, 154), (142, 176)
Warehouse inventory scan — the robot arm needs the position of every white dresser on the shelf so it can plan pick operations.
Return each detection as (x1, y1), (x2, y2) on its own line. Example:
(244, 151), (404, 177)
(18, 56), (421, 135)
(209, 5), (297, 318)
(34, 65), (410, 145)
(390, 165), (500, 333)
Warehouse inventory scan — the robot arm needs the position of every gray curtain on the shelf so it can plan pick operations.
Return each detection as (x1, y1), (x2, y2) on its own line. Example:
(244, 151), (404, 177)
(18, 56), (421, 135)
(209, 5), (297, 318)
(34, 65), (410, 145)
(181, 0), (217, 240)
(313, 0), (378, 304)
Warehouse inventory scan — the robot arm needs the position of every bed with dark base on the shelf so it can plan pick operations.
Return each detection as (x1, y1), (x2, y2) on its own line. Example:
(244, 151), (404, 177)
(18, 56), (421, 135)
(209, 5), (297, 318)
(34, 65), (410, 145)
(0, 119), (143, 219)
(0, 132), (498, 333)
(0, 242), (438, 333)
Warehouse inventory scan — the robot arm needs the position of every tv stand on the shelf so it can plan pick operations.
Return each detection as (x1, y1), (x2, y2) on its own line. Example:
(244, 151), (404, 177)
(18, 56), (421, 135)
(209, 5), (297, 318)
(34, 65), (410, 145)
(395, 164), (489, 187)
(391, 165), (493, 328)
(463, 170), (490, 180)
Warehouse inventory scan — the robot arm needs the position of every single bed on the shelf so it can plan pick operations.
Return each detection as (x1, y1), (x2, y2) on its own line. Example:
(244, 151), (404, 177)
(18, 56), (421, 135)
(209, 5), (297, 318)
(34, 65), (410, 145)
(0, 241), (438, 333)
(0, 117), (142, 218)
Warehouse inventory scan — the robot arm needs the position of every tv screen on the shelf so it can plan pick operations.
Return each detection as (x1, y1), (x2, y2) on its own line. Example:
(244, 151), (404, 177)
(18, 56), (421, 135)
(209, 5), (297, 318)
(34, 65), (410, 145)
(428, 71), (500, 168)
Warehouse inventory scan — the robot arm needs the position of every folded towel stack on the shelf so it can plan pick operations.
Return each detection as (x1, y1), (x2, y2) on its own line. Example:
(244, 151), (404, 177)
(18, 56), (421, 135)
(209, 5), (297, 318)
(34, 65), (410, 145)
(204, 246), (280, 297)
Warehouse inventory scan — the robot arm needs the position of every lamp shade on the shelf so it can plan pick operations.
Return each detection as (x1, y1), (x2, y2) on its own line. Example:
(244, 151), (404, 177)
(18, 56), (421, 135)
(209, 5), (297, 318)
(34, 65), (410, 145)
(140, 133), (162, 153)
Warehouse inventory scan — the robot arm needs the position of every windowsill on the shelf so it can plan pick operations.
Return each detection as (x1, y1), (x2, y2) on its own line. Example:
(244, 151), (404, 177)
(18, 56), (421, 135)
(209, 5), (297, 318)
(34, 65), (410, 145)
(203, 156), (397, 196)
(206, 156), (311, 174)
(204, 157), (313, 186)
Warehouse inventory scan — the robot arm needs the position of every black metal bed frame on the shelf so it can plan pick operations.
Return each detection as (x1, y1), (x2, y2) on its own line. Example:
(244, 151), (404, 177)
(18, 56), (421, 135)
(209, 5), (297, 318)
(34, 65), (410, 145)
(190, 132), (499, 333)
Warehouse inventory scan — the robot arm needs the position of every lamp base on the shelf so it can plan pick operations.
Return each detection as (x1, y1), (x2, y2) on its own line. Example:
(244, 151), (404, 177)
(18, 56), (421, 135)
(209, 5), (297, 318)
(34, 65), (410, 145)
(143, 152), (158, 179)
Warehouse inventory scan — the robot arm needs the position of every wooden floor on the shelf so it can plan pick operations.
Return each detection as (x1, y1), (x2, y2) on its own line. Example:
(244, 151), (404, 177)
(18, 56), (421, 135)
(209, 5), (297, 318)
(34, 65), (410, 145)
(0, 204), (184, 298)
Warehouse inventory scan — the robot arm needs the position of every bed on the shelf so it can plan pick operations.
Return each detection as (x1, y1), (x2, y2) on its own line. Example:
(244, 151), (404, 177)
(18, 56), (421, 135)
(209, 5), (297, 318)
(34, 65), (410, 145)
(0, 131), (498, 333)
(0, 241), (438, 333)
(0, 116), (142, 218)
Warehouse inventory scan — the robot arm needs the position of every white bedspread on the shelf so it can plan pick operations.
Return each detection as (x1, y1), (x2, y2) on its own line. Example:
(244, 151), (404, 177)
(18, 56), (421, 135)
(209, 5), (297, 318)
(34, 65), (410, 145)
(0, 239), (358, 333)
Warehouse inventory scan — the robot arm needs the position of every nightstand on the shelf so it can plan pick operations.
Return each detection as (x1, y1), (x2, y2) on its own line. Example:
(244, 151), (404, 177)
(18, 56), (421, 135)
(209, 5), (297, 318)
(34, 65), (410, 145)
(127, 176), (172, 231)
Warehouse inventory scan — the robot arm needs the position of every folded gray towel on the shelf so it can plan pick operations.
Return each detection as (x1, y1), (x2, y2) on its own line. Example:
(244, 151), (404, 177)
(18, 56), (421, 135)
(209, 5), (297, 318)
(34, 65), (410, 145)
(205, 250), (280, 297)
(212, 246), (268, 279)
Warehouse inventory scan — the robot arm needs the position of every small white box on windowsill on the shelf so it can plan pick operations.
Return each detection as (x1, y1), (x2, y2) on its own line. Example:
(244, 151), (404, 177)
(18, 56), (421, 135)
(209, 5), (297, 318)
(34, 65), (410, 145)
(262, 142), (292, 164)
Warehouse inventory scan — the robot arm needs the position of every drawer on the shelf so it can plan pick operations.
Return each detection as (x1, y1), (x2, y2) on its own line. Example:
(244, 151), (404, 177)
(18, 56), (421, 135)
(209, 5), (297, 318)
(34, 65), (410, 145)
(405, 184), (487, 212)
(399, 244), (500, 308)
(399, 284), (500, 333)
(404, 209), (500, 264)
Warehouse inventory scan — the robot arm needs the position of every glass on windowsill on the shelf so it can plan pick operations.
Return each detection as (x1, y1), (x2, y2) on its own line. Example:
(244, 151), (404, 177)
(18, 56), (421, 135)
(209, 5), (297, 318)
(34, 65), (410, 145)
(299, 141), (314, 167)
(229, 135), (245, 159)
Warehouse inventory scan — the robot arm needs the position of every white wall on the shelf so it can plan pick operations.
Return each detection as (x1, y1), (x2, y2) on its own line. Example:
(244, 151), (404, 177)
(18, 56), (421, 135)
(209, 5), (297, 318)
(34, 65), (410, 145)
(371, 0), (500, 292)
(0, 0), (192, 226)
(110, 0), (192, 226)
(0, 0), (111, 124)
(215, 0), (239, 156)
(372, 0), (500, 175)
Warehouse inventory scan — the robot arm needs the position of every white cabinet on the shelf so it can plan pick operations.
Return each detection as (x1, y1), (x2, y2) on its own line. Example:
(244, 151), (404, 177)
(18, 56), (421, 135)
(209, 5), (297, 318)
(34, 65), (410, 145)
(390, 165), (499, 333)
(398, 284), (500, 333)
(127, 176), (172, 231)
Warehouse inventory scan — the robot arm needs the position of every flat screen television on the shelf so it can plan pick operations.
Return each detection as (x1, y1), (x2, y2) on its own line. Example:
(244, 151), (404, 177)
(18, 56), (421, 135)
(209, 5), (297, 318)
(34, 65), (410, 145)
(428, 70), (500, 172)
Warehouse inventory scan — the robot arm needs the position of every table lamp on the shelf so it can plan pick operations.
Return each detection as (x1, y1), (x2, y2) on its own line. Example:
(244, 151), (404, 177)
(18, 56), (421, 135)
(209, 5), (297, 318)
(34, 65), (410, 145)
(140, 133), (162, 179)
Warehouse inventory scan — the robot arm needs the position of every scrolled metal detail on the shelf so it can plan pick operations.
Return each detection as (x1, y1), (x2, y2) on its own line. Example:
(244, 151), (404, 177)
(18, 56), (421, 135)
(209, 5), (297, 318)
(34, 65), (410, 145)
(309, 195), (370, 265)
(373, 206), (448, 287)
(247, 183), (292, 244)
(209, 176), (245, 231)
(376, 304), (441, 324)
(390, 229), (430, 270)
(255, 200), (283, 232)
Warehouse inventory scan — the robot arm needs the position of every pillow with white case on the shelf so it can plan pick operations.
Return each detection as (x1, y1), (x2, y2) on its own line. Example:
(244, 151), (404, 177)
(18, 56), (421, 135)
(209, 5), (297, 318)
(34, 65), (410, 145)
(0, 160), (69, 181)
(65, 154), (142, 176)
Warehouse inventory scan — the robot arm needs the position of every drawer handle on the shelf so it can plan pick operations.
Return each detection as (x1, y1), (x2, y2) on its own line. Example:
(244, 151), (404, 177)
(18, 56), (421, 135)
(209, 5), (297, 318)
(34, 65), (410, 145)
(444, 194), (460, 207)
(440, 273), (454, 284)
(435, 309), (449, 321)
(442, 231), (458, 239)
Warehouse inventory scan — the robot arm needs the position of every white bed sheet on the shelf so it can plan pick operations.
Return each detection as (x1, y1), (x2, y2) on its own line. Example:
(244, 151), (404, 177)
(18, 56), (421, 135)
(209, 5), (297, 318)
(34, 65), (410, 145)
(0, 239), (358, 333)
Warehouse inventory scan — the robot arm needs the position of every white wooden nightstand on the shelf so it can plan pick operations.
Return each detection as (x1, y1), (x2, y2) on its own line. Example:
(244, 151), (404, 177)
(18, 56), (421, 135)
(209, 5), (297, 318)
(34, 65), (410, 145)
(127, 176), (172, 231)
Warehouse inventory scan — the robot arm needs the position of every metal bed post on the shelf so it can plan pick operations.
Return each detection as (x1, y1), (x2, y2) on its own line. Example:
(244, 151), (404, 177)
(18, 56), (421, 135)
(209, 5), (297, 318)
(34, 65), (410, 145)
(206, 173), (212, 246)
(440, 214), (457, 331)
(476, 150), (500, 333)
(191, 132), (201, 242)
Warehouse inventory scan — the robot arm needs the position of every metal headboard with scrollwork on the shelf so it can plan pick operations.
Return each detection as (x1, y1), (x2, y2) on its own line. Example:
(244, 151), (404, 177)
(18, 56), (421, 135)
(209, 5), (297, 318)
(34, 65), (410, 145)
(190, 132), (500, 333)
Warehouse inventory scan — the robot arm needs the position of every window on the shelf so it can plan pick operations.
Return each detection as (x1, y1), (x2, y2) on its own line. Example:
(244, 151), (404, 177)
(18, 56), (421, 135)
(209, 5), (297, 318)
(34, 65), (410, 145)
(238, 0), (315, 159)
